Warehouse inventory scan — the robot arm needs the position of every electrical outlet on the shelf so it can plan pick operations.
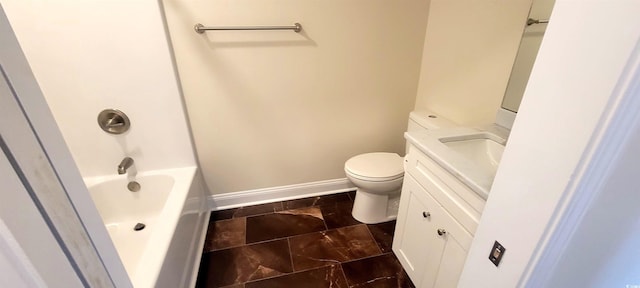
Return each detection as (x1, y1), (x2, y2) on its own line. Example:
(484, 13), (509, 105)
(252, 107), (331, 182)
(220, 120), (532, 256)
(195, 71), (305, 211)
(489, 241), (505, 267)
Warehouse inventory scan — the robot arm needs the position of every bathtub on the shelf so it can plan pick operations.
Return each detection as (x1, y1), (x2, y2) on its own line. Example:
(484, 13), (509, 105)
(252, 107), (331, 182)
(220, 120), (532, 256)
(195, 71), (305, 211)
(85, 166), (208, 288)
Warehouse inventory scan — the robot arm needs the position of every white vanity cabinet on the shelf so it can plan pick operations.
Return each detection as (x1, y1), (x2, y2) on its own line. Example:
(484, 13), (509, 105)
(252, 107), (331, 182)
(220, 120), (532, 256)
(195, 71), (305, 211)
(393, 144), (483, 288)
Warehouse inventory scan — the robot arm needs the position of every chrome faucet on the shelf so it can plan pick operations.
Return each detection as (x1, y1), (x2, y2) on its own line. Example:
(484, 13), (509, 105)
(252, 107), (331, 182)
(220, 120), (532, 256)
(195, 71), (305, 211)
(117, 157), (134, 175)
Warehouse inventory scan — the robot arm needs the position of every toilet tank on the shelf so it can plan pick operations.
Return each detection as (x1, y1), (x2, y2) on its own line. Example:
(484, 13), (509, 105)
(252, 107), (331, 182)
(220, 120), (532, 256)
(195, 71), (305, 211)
(405, 110), (457, 153)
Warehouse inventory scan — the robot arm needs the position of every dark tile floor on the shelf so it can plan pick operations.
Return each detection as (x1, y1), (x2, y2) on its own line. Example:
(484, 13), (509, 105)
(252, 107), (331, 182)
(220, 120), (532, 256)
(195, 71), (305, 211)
(196, 191), (415, 288)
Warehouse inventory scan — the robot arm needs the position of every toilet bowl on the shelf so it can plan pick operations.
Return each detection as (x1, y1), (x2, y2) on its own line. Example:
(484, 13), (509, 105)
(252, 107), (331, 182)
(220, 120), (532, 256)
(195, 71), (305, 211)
(344, 110), (458, 224)
(345, 152), (404, 224)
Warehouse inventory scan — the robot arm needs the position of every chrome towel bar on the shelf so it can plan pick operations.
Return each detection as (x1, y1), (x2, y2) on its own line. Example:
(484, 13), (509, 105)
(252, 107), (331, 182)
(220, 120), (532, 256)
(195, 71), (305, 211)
(194, 23), (302, 34)
(527, 18), (549, 26)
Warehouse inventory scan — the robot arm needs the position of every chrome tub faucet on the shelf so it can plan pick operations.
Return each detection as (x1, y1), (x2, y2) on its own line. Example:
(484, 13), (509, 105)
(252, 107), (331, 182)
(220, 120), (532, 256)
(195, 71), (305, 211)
(117, 157), (134, 175)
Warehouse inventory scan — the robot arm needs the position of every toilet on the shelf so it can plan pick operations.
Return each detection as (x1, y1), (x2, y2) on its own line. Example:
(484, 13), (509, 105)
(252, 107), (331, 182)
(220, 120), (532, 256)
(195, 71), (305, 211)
(344, 110), (456, 224)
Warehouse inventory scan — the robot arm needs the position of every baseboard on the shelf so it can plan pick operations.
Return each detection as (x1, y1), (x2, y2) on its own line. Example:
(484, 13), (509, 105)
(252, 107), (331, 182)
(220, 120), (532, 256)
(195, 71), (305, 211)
(207, 178), (356, 211)
(496, 108), (517, 130)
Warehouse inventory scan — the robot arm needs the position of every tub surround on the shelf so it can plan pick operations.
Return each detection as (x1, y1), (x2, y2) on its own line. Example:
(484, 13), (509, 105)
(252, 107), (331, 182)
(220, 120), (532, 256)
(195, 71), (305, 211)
(495, 108), (518, 130)
(2, 1), (196, 177)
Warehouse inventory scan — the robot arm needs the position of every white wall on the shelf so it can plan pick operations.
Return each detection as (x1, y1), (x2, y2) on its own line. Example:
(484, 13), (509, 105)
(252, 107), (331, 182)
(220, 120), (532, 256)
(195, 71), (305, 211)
(161, 0), (430, 194)
(1, 0), (195, 178)
(414, 0), (532, 125)
(546, 110), (640, 287)
(458, 1), (640, 286)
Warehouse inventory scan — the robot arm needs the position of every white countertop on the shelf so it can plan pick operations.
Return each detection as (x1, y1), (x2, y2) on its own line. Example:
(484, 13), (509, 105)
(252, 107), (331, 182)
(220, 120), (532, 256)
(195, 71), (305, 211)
(404, 127), (508, 199)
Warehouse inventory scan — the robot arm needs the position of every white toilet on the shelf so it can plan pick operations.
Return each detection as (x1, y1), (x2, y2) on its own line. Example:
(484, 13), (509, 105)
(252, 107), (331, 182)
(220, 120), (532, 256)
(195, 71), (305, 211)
(345, 110), (456, 224)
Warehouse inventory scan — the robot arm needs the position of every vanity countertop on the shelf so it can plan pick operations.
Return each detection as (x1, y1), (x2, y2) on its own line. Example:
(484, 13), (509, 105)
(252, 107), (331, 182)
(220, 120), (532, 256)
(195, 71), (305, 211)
(404, 127), (508, 199)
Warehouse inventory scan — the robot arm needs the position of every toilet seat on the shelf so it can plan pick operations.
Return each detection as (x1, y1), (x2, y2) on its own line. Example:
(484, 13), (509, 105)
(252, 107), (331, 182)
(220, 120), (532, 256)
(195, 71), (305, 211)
(345, 152), (404, 182)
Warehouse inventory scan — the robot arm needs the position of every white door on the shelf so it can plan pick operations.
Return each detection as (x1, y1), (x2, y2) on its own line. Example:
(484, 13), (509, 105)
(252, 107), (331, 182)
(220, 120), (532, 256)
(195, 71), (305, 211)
(0, 143), (83, 287)
(0, 5), (128, 287)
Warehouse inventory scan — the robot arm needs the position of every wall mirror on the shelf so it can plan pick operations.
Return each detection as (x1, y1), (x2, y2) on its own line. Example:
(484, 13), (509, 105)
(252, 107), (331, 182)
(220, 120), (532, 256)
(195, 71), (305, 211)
(501, 0), (556, 112)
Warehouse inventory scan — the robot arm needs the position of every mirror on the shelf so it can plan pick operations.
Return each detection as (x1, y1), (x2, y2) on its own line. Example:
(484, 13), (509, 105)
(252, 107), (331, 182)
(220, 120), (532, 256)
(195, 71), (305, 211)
(501, 0), (556, 112)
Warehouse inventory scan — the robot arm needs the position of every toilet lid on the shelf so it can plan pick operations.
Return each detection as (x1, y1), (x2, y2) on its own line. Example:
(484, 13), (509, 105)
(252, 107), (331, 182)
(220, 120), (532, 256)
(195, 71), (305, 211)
(345, 152), (404, 180)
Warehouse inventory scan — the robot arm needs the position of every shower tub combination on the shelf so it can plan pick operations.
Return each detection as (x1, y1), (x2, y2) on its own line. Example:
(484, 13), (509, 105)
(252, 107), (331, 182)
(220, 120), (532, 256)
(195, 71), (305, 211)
(85, 166), (208, 288)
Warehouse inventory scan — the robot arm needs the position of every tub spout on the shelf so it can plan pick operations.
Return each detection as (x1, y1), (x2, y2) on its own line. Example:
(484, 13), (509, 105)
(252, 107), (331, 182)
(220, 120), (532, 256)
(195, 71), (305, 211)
(117, 157), (134, 175)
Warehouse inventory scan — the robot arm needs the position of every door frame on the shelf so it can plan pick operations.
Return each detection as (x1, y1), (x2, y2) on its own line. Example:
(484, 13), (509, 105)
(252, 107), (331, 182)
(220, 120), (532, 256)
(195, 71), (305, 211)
(0, 5), (131, 287)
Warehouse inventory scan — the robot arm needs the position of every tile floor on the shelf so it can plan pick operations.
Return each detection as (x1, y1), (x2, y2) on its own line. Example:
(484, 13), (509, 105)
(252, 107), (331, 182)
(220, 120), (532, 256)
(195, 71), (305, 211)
(195, 191), (415, 288)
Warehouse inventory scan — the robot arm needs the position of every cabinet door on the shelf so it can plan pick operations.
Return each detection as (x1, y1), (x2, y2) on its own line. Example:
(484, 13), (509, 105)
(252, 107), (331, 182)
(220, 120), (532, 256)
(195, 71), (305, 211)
(428, 203), (473, 288)
(433, 236), (468, 288)
(393, 175), (444, 286)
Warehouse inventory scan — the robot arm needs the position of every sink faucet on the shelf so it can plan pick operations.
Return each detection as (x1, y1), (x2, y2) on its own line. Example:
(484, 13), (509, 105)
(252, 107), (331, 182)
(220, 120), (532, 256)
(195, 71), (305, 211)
(117, 157), (134, 175)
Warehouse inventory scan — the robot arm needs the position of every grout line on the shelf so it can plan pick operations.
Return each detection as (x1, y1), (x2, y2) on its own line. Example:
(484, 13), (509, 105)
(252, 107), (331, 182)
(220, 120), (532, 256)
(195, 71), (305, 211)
(242, 263), (344, 285)
(243, 216), (247, 246)
(209, 236), (288, 255)
(241, 237), (289, 248)
(229, 201), (285, 219)
(230, 191), (355, 217)
(211, 220), (369, 251)
(243, 210), (341, 245)
(245, 236), (291, 246)
(347, 190), (357, 202)
(234, 210), (276, 219)
(341, 252), (391, 265)
(339, 262), (351, 287)
(363, 223), (384, 255)
(322, 210), (329, 230)
(287, 237), (295, 272)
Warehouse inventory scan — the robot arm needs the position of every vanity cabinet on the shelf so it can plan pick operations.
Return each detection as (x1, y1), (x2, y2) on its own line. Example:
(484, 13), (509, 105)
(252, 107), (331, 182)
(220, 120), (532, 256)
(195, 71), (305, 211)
(393, 144), (481, 288)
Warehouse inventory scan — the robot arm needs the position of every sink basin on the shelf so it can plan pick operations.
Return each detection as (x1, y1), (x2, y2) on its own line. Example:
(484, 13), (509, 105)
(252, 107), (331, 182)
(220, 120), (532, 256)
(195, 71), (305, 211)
(439, 133), (505, 176)
(404, 128), (509, 199)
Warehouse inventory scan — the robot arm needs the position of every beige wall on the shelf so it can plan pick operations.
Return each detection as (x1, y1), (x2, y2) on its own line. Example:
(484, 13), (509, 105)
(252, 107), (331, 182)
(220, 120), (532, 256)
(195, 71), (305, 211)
(414, 0), (533, 125)
(162, 0), (430, 194)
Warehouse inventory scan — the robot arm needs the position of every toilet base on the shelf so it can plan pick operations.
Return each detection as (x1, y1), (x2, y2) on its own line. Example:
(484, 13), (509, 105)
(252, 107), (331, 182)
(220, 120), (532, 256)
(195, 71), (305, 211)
(351, 188), (401, 224)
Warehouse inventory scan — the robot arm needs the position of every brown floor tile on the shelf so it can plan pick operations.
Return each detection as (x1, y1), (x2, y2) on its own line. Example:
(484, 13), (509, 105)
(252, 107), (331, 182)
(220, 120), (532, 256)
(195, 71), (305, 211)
(196, 239), (293, 287)
(220, 285), (244, 288)
(348, 190), (356, 201)
(282, 192), (352, 210)
(289, 224), (382, 271)
(246, 207), (326, 243)
(232, 202), (283, 218)
(245, 264), (348, 288)
(210, 209), (237, 221)
(320, 201), (361, 229)
(367, 221), (397, 253)
(341, 253), (415, 288)
(204, 218), (246, 252)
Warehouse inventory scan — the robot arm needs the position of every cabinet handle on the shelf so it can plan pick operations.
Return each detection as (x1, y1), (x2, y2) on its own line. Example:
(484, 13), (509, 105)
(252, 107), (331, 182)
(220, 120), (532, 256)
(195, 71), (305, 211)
(422, 211), (431, 218)
(437, 228), (447, 236)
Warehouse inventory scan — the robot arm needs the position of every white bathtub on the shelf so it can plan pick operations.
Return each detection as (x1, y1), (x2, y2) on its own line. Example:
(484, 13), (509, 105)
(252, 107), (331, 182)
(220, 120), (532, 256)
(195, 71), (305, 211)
(85, 166), (208, 288)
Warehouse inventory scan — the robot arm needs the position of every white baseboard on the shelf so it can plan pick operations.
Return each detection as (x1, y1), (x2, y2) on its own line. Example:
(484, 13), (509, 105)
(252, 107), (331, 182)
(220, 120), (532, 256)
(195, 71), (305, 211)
(207, 178), (356, 211)
(496, 108), (517, 130)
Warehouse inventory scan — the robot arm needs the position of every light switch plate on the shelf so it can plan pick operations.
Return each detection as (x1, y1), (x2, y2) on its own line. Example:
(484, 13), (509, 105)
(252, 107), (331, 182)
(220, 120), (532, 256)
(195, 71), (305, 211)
(489, 241), (505, 267)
